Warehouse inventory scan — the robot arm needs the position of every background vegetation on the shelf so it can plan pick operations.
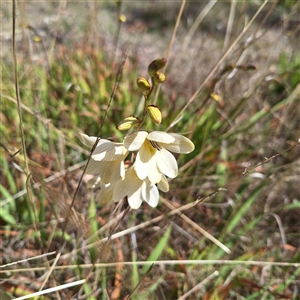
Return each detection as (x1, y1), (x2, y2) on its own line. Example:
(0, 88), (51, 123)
(1, 1), (299, 299)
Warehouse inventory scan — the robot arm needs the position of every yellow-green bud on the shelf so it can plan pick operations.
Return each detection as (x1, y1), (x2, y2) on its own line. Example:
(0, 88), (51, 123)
(152, 72), (166, 85)
(147, 105), (162, 124)
(210, 93), (221, 102)
(148, 58), (167, 76)
(137, 77), (151, 93)
(33, 35), (41, 42)
(117, 116), (141, 131)
(119, 14), (126, 23)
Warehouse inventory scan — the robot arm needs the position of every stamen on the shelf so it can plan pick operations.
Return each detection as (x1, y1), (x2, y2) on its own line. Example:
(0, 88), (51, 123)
(149, 140), (162, 151)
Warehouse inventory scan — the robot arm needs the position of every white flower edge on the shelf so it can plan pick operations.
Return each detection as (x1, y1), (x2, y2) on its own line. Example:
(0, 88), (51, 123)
(124, 131), (194, 154)
(123, 131), (149, 151)
(79, 133), (128, 161)
(86, 159), (125, 184)
(113, 167), (166, 209)
(160, 133), (195, 154)
(134, 145), (178, 182)
(78, 133), (100, 147)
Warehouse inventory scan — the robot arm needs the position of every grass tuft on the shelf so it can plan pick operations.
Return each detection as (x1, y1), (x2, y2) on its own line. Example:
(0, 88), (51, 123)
(1, 1), (299, 299)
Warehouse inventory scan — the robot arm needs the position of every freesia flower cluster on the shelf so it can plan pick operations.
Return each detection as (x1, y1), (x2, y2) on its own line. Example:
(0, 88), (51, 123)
(80, 59), (194, 209)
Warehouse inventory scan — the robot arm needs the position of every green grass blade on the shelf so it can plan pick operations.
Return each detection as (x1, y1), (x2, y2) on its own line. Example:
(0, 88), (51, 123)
(224, 183), (265, 236)
(141, 225), (172, 274)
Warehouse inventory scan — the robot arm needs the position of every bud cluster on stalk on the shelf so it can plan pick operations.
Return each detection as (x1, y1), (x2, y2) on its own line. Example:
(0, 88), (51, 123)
(116, 58), (167, 130)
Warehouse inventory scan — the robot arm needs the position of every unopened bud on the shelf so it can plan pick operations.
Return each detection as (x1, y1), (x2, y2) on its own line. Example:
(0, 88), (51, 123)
(117, 116), (141, 131)
(119, 14), (126, 23)
(152, 72), (166, 85)
(33, 35), (41, 42)
(210, 93), (221, 102)
(147, 105), (162, 124)
(148, 58), (167, 76)
(137, 77), (151, 93)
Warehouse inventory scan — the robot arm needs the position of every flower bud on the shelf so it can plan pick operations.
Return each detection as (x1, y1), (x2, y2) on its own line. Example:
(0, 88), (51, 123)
(119, 14), (126, 23)
(33, 35), (41, 42)
(117, 116), (141, 131)
(147, 105), (162, 124)
(152, 72), (166, 85)
(210, 93), (221, 102)
(137, 77), (151, 94)
(148, 58), (167, 76)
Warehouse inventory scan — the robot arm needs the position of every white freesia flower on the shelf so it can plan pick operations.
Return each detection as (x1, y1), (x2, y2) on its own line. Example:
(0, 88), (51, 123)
(79, 131), (193, 209)
(123, 131), (194, 184)
(79, 133), (128, 184)
(113, 167), (169, 209)
(91, 170), (169, 208)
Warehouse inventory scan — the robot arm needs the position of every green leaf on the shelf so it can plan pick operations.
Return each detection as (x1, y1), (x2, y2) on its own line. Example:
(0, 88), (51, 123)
(88, 196), (98, 263)
(141, 225), (172, 274)
(225, 183), (265, 235)
(139, 275), (165, 300)
(83, 282), (96, 300)
(283, 202), (300, 210)
(0, 208), (16, 225)
(131, 249), (139, 293)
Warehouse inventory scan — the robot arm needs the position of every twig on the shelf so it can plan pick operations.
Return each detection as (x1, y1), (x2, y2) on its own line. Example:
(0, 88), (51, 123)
(160, 197), (231, 253)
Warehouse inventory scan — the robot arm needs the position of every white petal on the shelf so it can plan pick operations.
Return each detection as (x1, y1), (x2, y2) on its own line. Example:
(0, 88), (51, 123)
(147, 185), (159, 207)
(86, 159), (102, 175)
(156, 148), (178, 178)
(147, 131), (175, 144)
(141, 181), (159, 207)
(101, 161), (120, 184)
(113, 179), (130, 202)
(162, 133), (195, 154)
(120, 160), (125, 179)
(86, 159), (124, 184)
(115, 144), (129, 156)
(128, 189), (143, 209)
(124, 131), (148, 151)
(157, 175), (169, 192)
(113, 168), (142, 202)
(96, 186), (113, 205)
(93, 142), (127, 161)
(79, 133), (98, 147)
(92, 141), (116, 160)
(147, 160), (162, 184)
(140, 180), (149, 202)
(86, 175), (101, 189)
(134, 141), (155, 180)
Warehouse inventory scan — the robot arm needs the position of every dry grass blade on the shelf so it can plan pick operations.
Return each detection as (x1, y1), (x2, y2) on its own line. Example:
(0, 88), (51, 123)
(0, 252), (56, 269)
(3, 260), (300, 274)
(12, 280), (86, 300)
(34, 175), (87, 237)
(160, 197), (231, 254)
(182, 0), (217, 53)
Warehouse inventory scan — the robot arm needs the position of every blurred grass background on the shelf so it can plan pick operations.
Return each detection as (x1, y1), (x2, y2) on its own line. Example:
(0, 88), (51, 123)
(1, 1), (299, 299)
